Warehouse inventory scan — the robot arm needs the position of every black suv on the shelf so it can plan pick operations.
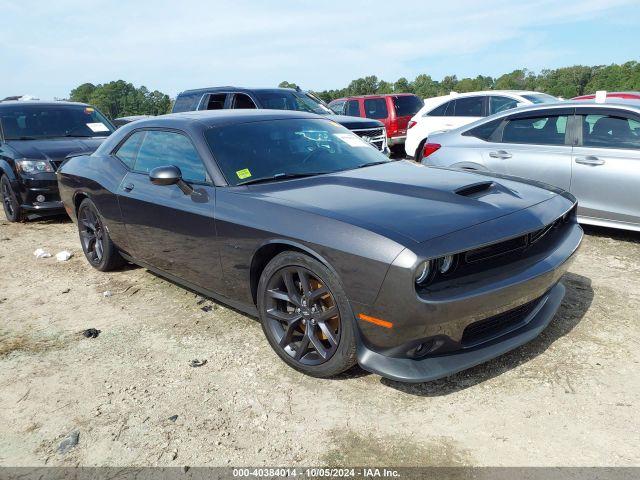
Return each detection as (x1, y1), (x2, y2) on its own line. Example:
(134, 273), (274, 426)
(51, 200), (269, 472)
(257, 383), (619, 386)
(0, 101), (115, 221)
(172, 87), (389, 154)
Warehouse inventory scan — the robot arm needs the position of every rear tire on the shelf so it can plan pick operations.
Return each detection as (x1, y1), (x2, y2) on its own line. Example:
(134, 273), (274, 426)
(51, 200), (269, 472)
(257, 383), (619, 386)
(77, 198), (125, 271)
(1, 175), (24, 222)
(257, 251), (357, 378)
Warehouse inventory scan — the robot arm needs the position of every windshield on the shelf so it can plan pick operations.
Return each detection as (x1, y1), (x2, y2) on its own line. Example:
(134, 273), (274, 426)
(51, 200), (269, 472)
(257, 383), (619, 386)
(521, 93), (558, 104)
(0, 104), (114, 140)
(205, 118), (390, 186)
(255, 91), (333, 115)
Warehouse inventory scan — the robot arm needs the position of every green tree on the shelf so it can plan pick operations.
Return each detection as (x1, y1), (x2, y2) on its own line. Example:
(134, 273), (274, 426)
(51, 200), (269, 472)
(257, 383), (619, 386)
(69, 83), (96, 103)
(393, 77), (412, 93)
(69, 80), (172, 119)
(278, 81), (299, 89)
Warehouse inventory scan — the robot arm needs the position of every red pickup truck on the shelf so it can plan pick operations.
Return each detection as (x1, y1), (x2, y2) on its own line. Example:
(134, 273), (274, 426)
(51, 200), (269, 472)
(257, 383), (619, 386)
(329, 94), (423, 151)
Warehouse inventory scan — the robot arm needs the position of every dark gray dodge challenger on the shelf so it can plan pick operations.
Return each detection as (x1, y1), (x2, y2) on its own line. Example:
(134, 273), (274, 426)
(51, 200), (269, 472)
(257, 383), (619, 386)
(57, 110), (583, 383)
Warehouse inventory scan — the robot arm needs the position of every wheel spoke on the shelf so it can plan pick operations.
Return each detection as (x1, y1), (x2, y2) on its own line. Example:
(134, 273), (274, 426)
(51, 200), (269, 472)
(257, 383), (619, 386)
(267, 308), (301, 324)
(316, 306), (338, 322)
(267, 288), (292, 303)
(282, 271), (301, 307)
(95, 237), (104, 260)
(308, 327), (329, 359)
(294, 335), (310, 360)
(318, 321), (338, 347)
(308, 285), (328, 303)
(297, 269), (311, 296)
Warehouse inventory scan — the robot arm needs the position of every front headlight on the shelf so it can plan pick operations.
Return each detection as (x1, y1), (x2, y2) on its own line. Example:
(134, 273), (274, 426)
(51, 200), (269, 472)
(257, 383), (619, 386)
(15, 159), (54, 174)
(414, 260), (432, 285)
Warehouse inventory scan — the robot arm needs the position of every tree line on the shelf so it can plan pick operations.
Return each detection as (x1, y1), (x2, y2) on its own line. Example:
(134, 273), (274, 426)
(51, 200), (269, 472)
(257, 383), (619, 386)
(284, 61), (640, 102)
(68, 61), (640, 118)
(69, 80), (172, 119)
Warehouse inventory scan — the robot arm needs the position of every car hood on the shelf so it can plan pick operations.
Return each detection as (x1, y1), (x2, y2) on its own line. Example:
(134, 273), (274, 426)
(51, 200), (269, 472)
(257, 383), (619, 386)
(324, 114), (384, 130)
(6, 138), (106, 163)
(241, 161), (560, 244)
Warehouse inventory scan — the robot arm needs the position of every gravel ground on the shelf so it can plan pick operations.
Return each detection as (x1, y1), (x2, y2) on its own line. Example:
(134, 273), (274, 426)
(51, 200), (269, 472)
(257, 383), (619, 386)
(0, 216), (638, 467)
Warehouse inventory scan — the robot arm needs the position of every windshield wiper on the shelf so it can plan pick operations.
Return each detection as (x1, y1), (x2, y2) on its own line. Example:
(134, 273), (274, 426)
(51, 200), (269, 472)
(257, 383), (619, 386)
(353, 160), (390, 169)
(6, 136), (39, 140)
(237, 171), (328, 186)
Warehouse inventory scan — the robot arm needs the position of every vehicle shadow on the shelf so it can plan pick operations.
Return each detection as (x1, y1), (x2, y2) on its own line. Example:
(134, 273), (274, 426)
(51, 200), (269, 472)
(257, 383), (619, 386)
(23, 213), (72, 225)
(582, 224), (640, 244)
(379, 271), (594, 396)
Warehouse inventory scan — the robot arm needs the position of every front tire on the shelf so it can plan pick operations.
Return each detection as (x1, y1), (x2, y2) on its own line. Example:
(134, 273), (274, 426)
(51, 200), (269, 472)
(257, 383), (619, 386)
(257, 251), (357, 378)
(1, 175), (24, 222)
(77, 198), (125, 271)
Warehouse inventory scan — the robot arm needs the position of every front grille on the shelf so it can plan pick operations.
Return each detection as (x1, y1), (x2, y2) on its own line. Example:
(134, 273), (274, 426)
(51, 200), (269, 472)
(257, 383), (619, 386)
(461, 296), (541, 345)
(465, 213), (570, 265)
(351, 127), (386, 150)
(352, 127), (384, 138)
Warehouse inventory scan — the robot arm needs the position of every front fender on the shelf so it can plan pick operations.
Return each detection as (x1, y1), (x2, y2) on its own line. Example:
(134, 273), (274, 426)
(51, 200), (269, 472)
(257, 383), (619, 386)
(0, 159), (18, 185)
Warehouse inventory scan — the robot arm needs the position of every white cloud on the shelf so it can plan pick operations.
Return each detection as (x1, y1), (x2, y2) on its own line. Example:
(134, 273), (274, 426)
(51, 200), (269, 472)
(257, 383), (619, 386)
(0, 0), (637, 99)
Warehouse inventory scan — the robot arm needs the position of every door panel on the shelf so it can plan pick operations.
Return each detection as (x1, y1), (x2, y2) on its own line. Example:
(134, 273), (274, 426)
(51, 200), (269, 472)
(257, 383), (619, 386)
(571, 146), (640, 225)
(480, 112), (573, 191)
(118, 172), (221, 289)
(113, 129), (223, 291)
(571, 111), (640, 225)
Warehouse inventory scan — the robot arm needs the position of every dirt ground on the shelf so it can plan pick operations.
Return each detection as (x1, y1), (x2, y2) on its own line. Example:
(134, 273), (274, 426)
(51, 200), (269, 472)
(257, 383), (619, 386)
(0, 215), (639, 467)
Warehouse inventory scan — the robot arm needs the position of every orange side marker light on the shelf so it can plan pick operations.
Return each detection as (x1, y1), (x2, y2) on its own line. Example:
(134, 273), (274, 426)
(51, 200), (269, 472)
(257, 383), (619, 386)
(358, 313), (393, 329)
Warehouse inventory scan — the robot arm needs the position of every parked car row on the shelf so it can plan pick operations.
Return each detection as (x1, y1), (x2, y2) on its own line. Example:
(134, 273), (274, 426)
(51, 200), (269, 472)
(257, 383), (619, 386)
(171, 86), (390, 154)
(418, 99), (640, 232)
(404, 90), (559, 159)
(0, 86), (632, 384)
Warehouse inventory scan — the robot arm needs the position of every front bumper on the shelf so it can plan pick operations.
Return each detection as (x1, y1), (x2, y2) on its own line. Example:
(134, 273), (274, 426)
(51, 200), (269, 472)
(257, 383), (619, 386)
(388, 135), (406, 146)
(16, 174), (64, 213)
(357, 282), (565, 383)
(350, 199), (583, 382)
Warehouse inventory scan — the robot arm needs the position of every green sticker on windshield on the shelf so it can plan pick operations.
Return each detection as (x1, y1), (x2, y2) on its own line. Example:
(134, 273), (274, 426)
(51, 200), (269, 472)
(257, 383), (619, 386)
(236, 168), (252, 179)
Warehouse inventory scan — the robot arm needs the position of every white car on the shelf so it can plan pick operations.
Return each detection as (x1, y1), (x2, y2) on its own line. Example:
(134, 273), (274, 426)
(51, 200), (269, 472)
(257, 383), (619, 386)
(405, 90), (558, 158)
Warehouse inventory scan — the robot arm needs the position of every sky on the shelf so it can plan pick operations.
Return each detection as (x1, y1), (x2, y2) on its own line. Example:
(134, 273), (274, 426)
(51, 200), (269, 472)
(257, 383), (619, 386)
(1, 0), (639, 100)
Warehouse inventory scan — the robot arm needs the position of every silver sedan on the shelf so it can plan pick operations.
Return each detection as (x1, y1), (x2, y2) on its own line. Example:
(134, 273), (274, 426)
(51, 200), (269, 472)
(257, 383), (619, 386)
(421, 100), (640, 232)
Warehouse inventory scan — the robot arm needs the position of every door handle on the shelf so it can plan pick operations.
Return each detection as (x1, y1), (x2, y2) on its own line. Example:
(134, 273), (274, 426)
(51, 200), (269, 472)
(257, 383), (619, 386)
(489, 150), (512, 159)
(123, 183), (135, 192)
(575, 156), (605, 166)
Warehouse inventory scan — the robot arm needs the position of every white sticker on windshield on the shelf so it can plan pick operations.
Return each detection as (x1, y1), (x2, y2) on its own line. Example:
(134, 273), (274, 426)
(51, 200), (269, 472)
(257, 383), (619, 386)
(86, 122), (110, 133)
(335, 133), (367, 147)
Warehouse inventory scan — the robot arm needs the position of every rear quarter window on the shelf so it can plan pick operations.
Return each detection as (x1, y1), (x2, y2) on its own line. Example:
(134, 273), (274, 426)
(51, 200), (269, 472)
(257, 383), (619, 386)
(393, 95), (423, 117)
(426, 100), (452, 117)
(462, 118), (503, 141)
(172, 93), (201, 113)
(364, 98), (388, 119)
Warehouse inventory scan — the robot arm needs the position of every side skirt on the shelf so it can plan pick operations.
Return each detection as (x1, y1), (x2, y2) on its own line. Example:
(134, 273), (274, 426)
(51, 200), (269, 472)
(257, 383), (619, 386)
(119, 252), (258, 317)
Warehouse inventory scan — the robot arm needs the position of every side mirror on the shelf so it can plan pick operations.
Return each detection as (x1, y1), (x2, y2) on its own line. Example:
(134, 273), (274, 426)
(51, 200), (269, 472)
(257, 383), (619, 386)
(149, 165), (181, 186)
(149, 165), (194, 195)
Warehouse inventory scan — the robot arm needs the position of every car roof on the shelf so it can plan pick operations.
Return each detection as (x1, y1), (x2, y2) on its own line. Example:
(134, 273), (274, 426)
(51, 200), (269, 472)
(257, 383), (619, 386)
(332, 93), (419, 100)
(177, 86), (300, 96)
(0, 100), (90, 109)
(127, 109), (323, 129)
(498, 98), (640, 114)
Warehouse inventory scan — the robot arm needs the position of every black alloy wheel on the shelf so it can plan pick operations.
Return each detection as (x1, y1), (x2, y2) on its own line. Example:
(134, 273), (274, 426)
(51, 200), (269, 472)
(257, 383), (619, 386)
(79, 205), (105, 265)
(258, 252), (357, 377)
(264, 266), (341, 365)
(77, 198), (125, 271)
(1, 175), (22, 222)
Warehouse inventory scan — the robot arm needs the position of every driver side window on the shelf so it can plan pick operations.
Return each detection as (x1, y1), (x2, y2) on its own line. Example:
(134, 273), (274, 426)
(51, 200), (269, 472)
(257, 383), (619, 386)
(118, 130), (209, 183)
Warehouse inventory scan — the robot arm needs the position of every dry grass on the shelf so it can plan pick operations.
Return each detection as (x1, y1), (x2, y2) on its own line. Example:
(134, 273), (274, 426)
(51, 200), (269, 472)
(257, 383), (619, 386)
(0, 333), (68, 357)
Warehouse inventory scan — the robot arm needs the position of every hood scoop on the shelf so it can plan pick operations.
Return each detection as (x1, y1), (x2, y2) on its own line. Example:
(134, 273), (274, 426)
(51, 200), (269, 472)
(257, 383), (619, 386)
(455, 181), (496, 198)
